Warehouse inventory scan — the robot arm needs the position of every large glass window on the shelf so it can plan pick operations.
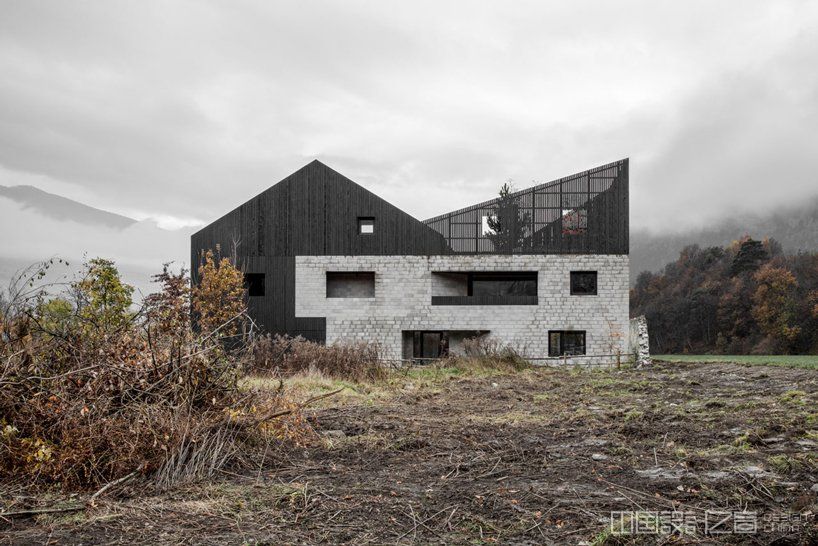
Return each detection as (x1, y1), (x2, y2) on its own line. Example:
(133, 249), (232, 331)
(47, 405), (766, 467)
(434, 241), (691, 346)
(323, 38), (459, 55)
(548, 330), (586, 356)
(468, 272), (537, 297)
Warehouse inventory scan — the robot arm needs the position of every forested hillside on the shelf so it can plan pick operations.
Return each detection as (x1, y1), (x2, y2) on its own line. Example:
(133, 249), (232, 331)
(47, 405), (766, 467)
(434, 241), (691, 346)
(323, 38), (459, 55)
(630, 197), (818, 285)
(630, 237), (818, 355)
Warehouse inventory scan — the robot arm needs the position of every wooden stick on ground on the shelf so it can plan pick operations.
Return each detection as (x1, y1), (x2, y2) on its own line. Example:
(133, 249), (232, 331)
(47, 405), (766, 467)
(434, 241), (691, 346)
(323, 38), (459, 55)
(88, 470), (138, 505)
(0, 505), (84, 519)
(2, 470), (139, 519)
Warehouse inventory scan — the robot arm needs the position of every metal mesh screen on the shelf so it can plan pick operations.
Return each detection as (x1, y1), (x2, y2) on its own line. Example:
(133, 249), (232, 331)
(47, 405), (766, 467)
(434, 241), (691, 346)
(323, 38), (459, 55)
(423, 159), (628, 255)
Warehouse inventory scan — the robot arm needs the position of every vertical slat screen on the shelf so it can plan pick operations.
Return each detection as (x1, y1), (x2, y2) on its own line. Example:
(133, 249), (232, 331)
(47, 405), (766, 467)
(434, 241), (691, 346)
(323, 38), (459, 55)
(422, 159), (628, 255)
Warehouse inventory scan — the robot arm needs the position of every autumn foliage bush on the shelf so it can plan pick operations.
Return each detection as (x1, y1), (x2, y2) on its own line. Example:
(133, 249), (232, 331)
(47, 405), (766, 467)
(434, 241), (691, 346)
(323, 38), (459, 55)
(249, 334), (385, 382)
(0, 254), (310, 490)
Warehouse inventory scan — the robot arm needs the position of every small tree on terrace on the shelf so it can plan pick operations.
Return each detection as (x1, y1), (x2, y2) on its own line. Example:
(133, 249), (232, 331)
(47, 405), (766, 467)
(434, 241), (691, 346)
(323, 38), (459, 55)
(192, 250), (246, 337)
(485, 181), (531, 252)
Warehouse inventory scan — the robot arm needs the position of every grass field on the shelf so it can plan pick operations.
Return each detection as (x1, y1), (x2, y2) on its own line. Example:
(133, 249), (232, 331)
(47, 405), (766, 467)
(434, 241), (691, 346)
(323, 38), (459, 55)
(655, 354), (818, 369)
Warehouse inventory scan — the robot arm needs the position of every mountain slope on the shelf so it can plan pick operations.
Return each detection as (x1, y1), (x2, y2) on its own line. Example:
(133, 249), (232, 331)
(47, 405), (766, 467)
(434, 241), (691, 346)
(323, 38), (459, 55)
(0, 186), (192, 298)
(0, 185), (137, 229)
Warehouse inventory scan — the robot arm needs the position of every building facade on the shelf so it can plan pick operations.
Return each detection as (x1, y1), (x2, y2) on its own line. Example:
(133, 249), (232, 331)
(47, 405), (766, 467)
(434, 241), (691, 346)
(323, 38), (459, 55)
(191, 159), (629, 362)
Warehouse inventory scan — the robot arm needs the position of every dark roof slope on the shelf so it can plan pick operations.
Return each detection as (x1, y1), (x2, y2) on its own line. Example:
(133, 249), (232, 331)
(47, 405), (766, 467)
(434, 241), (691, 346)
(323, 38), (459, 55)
(192, 160), (448, 259)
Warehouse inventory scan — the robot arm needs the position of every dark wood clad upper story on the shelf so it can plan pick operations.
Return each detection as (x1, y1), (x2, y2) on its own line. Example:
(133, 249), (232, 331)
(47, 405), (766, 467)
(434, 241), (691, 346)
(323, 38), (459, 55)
(192, 158), (629, 268)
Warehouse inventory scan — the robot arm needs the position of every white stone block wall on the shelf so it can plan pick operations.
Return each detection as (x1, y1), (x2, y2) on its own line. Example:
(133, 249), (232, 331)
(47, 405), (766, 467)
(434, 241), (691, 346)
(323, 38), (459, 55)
(295, 255), (630, 364)
(629, 315), (651, 367)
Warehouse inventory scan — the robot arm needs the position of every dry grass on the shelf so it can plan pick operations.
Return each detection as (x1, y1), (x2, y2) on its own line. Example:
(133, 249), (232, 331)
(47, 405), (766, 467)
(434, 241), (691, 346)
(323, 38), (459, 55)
(249, 334), (386, 382)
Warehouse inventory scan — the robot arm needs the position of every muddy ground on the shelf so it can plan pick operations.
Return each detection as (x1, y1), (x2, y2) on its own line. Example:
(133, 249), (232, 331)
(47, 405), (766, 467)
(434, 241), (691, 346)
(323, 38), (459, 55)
(3, 361), (818, 544)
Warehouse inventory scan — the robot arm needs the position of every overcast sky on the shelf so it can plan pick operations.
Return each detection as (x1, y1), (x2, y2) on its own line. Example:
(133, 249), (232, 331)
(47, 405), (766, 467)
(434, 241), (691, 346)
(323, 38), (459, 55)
(2, 0), (818, 235)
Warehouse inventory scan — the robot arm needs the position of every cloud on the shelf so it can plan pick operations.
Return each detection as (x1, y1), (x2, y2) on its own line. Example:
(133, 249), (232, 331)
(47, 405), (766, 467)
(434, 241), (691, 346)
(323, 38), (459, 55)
(632, 30), (818, 232)
(0, 0), (816, 251)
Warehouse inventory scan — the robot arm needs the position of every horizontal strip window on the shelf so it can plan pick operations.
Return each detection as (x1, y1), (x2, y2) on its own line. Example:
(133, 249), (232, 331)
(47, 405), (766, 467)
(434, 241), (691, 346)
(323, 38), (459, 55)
(469, 272), (537, 297)
(432, 295), (538, 306)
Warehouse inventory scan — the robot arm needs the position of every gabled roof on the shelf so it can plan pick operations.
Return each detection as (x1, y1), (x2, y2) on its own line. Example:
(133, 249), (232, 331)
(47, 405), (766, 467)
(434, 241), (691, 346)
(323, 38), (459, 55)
(192, 159), (449, 257)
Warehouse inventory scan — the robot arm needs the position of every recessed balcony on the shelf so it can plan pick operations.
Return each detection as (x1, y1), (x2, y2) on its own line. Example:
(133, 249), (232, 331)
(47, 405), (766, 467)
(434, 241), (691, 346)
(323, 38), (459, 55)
(431, 295), (538, 306)
(430, 271), (537, 306)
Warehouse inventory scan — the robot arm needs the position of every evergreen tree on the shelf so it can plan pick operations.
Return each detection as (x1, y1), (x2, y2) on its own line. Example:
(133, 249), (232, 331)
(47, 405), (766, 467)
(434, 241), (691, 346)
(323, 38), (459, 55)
(730, 238), (768, 276)
(485, 182), (531, 252)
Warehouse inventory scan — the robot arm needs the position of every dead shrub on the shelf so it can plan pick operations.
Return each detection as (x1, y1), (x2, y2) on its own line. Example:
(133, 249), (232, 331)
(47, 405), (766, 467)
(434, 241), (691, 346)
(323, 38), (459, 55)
(456, 336), (531, 372)
(0, 259), (312, 490)
(250, 334), (385, 382)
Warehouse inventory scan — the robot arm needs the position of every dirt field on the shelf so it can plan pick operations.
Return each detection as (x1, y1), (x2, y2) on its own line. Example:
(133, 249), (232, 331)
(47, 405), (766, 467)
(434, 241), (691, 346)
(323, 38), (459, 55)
(3, 361), (818, 544)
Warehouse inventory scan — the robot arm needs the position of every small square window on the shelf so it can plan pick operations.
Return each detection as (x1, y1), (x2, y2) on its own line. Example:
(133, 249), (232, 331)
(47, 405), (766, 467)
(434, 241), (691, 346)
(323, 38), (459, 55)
(549, 330), (586, 357)
(570, 271), (597, 295)
(244, 273), (265, 297)
(358, 217), (374, 234)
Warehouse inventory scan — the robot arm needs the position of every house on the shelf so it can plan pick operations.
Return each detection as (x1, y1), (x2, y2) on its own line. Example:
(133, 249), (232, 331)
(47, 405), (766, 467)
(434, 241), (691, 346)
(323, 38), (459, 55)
(191, 159), (629, 363)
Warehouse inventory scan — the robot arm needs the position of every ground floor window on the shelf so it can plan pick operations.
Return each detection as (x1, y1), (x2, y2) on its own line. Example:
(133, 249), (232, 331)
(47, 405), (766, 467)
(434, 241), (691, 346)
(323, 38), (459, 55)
(402, 330), (489, 361)
(412, 331), (449, 360)
(548, 330), (586, 356)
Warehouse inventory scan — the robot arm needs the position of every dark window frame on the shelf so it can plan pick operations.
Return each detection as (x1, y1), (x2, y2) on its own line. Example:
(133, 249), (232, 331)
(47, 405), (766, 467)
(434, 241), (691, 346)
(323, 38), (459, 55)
(570, 271), (598, 296)
(244, 273), (265, 297)
(467, 271), (538, 297)
(412, 330), (449, 360)
(326, 271), (376, 298)
(548, 330), (586, 356)
(357, 216), (375, 235)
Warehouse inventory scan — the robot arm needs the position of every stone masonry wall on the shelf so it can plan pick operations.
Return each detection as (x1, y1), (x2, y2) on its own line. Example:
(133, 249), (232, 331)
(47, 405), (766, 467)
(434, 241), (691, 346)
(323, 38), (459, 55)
(629, 315), (651, 367)
(295, 255), (630, 364)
